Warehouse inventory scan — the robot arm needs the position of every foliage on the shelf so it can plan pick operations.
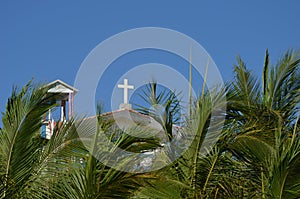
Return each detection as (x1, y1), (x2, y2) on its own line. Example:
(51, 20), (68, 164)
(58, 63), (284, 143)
(0, 49), (300, 198)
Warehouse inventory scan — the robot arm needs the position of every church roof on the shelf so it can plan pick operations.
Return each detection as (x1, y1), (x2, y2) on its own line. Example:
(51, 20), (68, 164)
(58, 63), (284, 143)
(101, 108), (162, 129)
(83, 108), (183, 141)
(84, 108), (163, 131)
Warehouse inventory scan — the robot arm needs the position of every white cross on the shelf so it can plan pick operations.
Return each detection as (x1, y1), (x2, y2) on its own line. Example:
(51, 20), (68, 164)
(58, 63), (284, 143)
(118, 79), (134, 104)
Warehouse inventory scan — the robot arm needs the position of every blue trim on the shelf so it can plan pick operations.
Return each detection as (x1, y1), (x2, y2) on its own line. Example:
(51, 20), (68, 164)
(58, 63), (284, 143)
(41, 124), (46, 138)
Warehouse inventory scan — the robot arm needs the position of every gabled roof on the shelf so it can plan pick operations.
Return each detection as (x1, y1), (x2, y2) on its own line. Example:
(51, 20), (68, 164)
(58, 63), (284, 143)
(46, 79), (79, 94)
(83, 108), (183, 140)
(84, 108), (162, 130)
(83, 108), (167, 141)
(101, 108), (160, 127)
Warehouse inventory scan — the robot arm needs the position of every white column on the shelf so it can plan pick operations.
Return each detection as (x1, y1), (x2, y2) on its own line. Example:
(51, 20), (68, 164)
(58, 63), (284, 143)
(48, 109), (51, 120)
(60, 106), (64, 122)
(68, 92), (71, 119)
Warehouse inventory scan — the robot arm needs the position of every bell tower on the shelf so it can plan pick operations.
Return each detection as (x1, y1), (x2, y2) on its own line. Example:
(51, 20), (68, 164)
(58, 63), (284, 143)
(41, 79), (78, 139)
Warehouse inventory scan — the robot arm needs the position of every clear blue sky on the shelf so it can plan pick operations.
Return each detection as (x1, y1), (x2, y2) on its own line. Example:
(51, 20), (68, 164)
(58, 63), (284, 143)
(1, 1), (299, 121)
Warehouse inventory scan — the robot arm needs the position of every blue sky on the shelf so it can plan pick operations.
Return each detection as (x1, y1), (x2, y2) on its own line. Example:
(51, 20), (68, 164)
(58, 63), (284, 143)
(0, 1), (299, 120)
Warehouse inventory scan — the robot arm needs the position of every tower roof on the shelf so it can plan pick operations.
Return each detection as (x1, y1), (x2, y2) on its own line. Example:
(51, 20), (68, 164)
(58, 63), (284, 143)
(46, 79), (78, 94)
(43, 79), (78, 101)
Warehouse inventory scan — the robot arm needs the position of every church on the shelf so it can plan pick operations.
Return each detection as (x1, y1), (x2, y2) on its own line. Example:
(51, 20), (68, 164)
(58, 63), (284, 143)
(41, 79), (184, 171)
(41, 79), (179, 142)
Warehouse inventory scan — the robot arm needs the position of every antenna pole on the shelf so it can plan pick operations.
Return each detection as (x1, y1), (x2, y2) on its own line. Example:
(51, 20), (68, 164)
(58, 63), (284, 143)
(189, 47), (193, 116)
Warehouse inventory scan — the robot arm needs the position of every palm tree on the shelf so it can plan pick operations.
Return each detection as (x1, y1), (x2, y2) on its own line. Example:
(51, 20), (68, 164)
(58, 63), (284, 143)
(134, 49), (300, 198)
(0, 81), (93, 198)
(133, 81), (236, 198)
(0, 81), (54, 198)
(225, 49), (300, 198)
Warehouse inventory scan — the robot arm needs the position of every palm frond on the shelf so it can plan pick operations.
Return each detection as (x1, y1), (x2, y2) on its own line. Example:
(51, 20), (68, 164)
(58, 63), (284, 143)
(0, 81), (55, 198)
